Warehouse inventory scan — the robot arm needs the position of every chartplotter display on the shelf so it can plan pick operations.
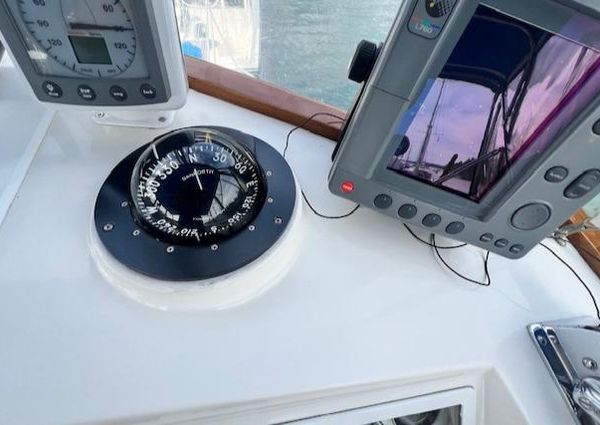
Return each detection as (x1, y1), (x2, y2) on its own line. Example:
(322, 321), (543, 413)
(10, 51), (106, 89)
(329, 0), (600, 258)
(388, 5), (600, 203)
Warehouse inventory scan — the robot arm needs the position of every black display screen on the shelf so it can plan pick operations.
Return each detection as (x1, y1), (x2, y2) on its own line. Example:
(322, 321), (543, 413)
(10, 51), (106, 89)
(387, 5), (600, 202)
(68, 35), (112, 65)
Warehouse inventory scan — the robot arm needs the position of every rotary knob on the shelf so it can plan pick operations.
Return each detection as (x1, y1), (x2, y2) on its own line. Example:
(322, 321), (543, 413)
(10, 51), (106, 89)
(348, 40), (379, 83)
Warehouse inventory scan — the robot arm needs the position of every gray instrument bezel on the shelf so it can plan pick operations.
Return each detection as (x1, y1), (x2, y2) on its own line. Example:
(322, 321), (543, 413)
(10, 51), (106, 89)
(329, 0), (600, 258)
(0, 0), (171, 106)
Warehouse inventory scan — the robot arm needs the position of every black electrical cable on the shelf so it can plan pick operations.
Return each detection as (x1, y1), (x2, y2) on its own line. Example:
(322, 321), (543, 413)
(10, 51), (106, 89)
(301, 191), (360, 219)
(402, 224), (491, 286)
(432, 234), (492, 286)
(283, 112), (360, 220)
(283, 112), (346, 158)
(282, 110), (600, 306)
(403, 224), (467, 249)
(539, 242), (600, 324)
(286, 113), (491, 281)
(286, 111), (600, 300)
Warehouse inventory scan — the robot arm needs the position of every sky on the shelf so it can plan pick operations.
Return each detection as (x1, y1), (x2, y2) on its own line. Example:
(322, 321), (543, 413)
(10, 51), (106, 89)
(389, 30), (600, 198)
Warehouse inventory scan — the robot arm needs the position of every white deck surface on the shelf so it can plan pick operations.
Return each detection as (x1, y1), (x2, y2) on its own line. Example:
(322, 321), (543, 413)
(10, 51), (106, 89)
(0, 63), (599, 425)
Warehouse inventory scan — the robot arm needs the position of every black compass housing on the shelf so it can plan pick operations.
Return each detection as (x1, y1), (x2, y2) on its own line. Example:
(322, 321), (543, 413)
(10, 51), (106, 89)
(131, 127), (267, 246)
(94, 127), (296, 281)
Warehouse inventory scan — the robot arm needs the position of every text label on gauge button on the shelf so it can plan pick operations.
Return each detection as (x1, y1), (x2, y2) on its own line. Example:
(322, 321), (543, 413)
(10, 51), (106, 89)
(110, 85), (128, 101)
(42, 81), (62, 98)
(140, 83), (157, 99)
(77, 85), (96, 101)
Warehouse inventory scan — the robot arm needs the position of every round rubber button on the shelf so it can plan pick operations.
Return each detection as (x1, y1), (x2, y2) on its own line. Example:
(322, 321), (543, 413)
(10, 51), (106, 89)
(42, 81), (62, 98)
(511, 203), (551, 231)
(110, 85), (128, 101)
(140, 83), (157, 99)
(426, 0), (454, 18)
(480, 233), (494, 243)
(422, 213), (441, 228)
(544, 166), (569, 183)
(564, 170), (600, 199)
(593, 119), (600, 135)
(445, 221), (465, 235)
(398, 204), (417, 219)
(509, 244), (525, 254)
(495, 238), (509, 248)
(373, 194), (392, 209)
(77, 85), (96, 101)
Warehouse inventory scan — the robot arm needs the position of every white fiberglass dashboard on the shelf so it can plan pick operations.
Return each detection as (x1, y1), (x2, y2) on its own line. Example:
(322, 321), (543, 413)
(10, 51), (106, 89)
(0, 58), (598, 424)
(0, 54), (53, 225)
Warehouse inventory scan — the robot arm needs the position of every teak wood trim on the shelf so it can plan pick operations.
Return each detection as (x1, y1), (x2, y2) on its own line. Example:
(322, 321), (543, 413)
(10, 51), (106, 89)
(185, 57), (346, 141)
(566, 209), (600, 277)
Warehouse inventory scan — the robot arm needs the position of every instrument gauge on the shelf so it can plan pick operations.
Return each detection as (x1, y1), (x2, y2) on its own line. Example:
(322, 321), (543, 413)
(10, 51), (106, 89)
(17, 0), (137, 77)
(131, 128), (267, 245)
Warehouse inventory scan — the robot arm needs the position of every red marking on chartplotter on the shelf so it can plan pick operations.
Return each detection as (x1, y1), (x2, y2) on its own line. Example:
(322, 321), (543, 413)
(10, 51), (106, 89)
(341, 181), (355, 193)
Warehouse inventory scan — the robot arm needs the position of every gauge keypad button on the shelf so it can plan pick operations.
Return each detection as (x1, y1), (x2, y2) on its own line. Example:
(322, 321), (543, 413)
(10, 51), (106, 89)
(422, 213), (441, 227)
(42, 81), (62, 98)
(398, 204), (418, 219)
(77, 85), (96, 101)
(564, 170), (600, 199)
(110, 85), (128, 102)
(140, 83), (157, 99)
(445, 221), (465, 235)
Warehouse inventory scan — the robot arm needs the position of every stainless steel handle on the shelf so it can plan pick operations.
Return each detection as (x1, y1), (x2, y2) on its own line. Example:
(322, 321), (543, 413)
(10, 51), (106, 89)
(573, 377), (600, 423)
(530, 321), (600, 425)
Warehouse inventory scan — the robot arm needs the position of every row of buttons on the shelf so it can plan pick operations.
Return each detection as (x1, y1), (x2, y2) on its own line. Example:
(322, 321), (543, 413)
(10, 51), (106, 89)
(42, 81), (157, 102)
(544, 165), (600, 199)
(479, 233), (524, 254)
(374, 194), (524, 253)
(375, 195), (465, 236)
(507, 168), (600, 233)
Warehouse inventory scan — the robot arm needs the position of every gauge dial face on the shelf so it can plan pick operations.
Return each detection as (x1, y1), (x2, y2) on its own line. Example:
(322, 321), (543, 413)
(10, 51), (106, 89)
(132, 128), (267, 245)
(17, 0), (136, 77)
